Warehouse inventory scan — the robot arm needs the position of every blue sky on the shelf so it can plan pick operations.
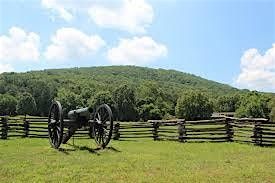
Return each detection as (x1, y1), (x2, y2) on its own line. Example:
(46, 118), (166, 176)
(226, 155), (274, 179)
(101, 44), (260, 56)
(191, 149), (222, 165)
(0, 0), (274, 92)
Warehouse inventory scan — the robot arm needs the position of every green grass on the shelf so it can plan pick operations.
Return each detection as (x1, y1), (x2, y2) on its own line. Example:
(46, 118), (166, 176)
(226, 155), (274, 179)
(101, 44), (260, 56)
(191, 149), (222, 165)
(0, 138), (275, 183)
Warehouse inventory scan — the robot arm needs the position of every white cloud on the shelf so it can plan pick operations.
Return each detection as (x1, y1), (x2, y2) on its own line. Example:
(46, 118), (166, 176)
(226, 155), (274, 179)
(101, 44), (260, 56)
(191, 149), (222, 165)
(41, 0), (74, 21)
(44, 27), (105, 61)
(88, 0), (153, 34)
(41, 0), (154, 34)
(0, 27), (40, 61)
(0, 64), (14, 74)
(107, 36), (167, 65)
(236, 44), (275, 92)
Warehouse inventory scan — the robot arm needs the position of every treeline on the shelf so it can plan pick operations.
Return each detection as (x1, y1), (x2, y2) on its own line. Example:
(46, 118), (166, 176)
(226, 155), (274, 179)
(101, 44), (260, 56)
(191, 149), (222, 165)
(0, 66), (274, 121)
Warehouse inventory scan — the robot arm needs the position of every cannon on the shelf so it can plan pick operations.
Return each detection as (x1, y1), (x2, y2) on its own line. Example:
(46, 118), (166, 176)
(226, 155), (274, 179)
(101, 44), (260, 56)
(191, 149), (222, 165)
(48, 100), (113, 149)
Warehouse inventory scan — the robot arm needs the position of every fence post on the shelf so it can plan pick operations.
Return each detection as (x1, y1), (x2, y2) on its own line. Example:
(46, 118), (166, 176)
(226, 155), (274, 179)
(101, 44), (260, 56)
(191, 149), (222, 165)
(152, 122), (160, 141)
(225, 118), (233, 142)
(113, 122), (120, 140)
(1, 117), (8, 139)
(88, 122), (94, 138)
(178, 120), (186, 142)
(23, 117), (29, 138)
(259, 122), (263, 146)
(0, 117), (2, 139)
(253, 121), (262, 146)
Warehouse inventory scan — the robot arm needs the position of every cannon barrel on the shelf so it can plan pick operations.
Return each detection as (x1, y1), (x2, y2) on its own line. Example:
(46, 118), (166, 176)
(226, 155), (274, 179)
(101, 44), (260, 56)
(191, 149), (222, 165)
(67, 107), (93, 119)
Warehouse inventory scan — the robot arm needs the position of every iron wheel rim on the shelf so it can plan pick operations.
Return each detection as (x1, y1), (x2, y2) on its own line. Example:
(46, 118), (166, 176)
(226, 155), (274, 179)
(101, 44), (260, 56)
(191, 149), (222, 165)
(93, 104), (113, 148)
(48, 101), (64, 149)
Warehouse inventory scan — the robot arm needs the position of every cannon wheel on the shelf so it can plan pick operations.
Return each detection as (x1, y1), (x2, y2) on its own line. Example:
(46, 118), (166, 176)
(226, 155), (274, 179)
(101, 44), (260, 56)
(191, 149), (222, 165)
(48, 101), (64, 149)
(93, 104), (113, 148)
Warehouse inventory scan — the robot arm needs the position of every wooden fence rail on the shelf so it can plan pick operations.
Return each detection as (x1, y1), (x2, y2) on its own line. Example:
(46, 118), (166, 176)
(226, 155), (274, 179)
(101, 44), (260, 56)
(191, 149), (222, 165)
(0, 116), (274, 146)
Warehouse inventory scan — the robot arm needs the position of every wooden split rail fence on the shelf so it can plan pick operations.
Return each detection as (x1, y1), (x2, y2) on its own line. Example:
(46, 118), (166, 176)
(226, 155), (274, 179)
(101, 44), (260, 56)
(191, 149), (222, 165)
(0, 116), (274, 146)
(0, 116), (91, 140)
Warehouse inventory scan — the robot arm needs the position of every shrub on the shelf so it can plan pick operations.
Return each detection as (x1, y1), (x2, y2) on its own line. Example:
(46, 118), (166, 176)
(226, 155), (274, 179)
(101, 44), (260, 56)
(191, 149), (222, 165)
(138, 102), (162, 121)
(55, 88), (83, 114)
(215, 94), (239, 112)
(175, 91), (213, 120)
(16, 92), (37, 115)
(269, 97), (275, 121)
(113, 84), (138, 121)
(235, 92), (269, 118)
(0, 94), (17, 115)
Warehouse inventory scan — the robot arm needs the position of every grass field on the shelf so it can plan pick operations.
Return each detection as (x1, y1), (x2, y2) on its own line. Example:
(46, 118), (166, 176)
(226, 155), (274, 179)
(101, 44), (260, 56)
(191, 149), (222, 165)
(0, 138), (275, 183)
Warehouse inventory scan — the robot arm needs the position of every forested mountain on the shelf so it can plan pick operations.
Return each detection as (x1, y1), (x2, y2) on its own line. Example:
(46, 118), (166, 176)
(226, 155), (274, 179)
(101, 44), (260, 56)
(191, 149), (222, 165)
(3, 65), (239, 94)
(0, 66), (273, 120)
(53, 66), (239, 95)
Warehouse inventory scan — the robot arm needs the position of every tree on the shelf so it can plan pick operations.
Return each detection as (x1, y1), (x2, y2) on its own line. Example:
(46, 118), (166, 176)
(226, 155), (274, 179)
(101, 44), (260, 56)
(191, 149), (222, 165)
(113, 84), (138, 121)
(55, 88), (83, 114)
(88, 91), (115, 110)
(215, 94), (240, 112)
(175, 91), (213, 120)
(29, 80), (57, 116)
(136, 81), (175, 119)
(0, 94), (18, 115)
(268, 97), (275, 121)
(235, 92), (269, 118)
(138, 100), (162, 121)
(1, 65), (274, 119)
(16, 92), (37, 115)
(80, 86), (96, 105)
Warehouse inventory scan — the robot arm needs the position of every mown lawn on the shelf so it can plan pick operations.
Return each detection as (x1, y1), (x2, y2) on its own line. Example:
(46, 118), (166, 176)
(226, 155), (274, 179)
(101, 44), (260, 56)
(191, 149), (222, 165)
(0, 138), (274, 182)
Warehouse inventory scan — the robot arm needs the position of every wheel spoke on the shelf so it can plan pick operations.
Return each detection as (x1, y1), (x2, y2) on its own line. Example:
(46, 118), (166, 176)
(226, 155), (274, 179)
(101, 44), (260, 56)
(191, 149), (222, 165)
(100, 129), (104, 144)
(97, 113), (101, 121)
(51, 129), (56, 144)
(96, 128), (101, 143)
(56, 126), (61, 133)
(103, 128), (109, 143)
(102, 114), (109, 123)
(56, 130), (60, 143)
(102, 110), (108, 123)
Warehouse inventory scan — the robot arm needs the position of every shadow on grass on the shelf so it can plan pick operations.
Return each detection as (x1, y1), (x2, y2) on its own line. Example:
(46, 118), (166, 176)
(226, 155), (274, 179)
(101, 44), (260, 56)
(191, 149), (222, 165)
(58, 148), (76, 155)
(105, 146), (121, 152)
(58, 143), (121, 155)
(117, 139), (138, 142)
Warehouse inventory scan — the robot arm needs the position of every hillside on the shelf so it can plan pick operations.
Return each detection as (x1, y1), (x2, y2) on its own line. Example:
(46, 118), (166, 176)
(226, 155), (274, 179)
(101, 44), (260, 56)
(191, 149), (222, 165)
(0, 66), (248, 118)
(4, 66), (239, 94)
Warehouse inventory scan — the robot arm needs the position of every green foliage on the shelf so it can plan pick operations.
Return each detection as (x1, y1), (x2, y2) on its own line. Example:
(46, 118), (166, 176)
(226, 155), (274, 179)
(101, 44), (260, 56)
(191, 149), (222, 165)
(137, 81), (175, 120)
(0, 66), (273, 119)
(215, 94), (240, 112)
(16, 92), (37, 115)
(137, 97), (162, 121)
(88, 91), (114, 110)
(0, 94), (17, 115)
(80, 86), (96, 105)
(269, 97), (275, 121)
(235, 92), (270, 118)
(29, 80), (57, 116)
(113, 84), (138, 121)
(56, 88), (83, 114)
(175, 91), (213, 120)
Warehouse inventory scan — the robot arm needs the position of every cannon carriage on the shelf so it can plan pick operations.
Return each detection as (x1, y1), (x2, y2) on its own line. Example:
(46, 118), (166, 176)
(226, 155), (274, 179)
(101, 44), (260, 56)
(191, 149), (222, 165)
(48, 100), (113, 149)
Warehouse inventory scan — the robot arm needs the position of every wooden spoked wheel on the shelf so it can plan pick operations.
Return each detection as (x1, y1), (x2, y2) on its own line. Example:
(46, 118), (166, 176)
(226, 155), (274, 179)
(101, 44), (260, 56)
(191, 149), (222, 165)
(48, 101), (64, 149)
(93, 104), (113, 148)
